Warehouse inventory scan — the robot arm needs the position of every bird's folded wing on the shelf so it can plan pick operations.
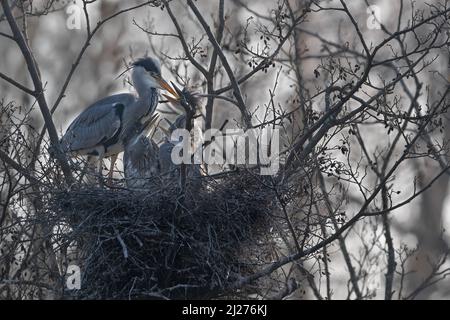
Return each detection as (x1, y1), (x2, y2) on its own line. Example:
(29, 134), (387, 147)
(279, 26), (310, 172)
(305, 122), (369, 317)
(61, 102), (124, 152)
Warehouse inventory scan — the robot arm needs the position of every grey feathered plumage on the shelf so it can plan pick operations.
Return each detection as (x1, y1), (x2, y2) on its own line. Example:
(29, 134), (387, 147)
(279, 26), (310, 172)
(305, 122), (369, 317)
(159, 114), (202, 191)
(60, 57), (162, 165)
(61, 94), (134, 156)
(124, 134), (160, 190)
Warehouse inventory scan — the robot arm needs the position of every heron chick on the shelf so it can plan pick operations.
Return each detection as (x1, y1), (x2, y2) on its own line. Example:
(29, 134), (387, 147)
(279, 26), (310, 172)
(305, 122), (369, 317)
(123, 116), (160, 190)
(160, 87), (202, 191)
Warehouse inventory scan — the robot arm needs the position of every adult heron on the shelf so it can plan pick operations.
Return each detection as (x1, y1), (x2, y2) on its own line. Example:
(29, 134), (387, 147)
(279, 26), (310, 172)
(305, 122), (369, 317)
(60, 57), (179, 180)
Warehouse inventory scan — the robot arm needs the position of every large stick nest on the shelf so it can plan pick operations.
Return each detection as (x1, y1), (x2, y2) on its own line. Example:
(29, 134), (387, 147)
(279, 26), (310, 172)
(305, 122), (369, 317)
(48, 171), (275, 299)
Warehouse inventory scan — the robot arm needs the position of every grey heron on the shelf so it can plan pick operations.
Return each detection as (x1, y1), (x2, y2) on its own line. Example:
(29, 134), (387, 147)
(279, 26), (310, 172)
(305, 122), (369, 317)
(159, 96), (202, 191)
(159, 114), (187, 177)
(60, 57), (179, 180)
(123, 116), (160, 190)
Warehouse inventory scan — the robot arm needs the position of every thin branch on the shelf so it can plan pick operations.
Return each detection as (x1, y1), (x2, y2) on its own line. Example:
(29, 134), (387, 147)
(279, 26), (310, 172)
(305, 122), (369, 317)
(187, 0), (252, 129)
(162, 0), (209, 77)
(205, 0), (225, 130)
(1, 0), (74, 184)
(0, 149), (39, 185)
(0, 71), (35, 95)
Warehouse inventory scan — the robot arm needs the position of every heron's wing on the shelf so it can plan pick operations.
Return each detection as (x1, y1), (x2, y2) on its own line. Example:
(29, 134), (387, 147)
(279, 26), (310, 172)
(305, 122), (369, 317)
(61, 94), (136, 152)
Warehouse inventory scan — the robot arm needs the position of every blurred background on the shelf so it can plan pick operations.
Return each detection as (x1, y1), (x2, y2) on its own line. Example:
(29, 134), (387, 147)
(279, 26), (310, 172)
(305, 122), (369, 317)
(0, 0), (449, 299)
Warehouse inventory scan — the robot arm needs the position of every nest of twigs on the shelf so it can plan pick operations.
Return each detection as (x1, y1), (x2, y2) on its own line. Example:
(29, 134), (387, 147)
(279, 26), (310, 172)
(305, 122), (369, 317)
(49, 171), (274, 299)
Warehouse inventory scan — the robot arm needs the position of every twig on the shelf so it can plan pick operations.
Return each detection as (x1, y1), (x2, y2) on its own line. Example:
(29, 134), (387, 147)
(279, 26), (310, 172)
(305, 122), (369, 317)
(1, 0), (74, 184)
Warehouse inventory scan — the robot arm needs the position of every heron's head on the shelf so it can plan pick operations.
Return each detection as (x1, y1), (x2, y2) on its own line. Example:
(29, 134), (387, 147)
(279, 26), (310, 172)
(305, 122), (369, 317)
(167, 114), (187, 133)
(132, 57), (179, 98)
(162, 86), (200, 112)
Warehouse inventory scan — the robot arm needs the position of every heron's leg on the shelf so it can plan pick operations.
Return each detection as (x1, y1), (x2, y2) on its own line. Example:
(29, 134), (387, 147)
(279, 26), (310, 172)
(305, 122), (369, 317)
(97, 155), (104, 176)
(107, 153), (118, 183)
(96, 150), (106, 186)
(82, 155), (97, 185)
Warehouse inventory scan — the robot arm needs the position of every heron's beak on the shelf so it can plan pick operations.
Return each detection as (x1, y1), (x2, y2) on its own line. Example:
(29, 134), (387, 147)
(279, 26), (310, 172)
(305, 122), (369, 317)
(156, 76), (180, 100)
(141, 113), (160, 138)
(159, 125), (171, 138)
(162, 93), (180, 104)
(162, 81), (185, 106)
(147, 113), (160, 128)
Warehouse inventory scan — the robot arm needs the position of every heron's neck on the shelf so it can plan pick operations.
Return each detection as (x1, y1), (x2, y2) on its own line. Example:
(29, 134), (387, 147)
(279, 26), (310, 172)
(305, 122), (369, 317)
(132, 69), (159, 98)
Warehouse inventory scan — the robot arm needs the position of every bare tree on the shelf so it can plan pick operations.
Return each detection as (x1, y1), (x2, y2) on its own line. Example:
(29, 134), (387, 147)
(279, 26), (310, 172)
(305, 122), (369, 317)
(0, 0), (449, 299)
